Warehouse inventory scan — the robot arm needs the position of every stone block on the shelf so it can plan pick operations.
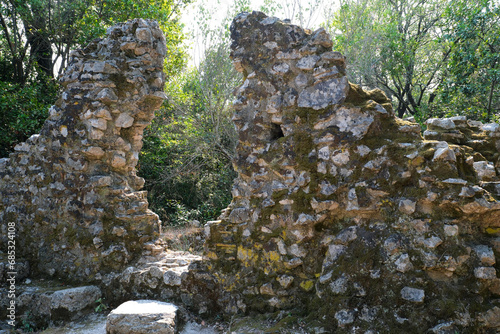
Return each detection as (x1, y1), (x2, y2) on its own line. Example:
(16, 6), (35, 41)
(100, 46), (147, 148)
(106, 300), (178, 334)
(401, 287), (425, 303)
(51, 286), (101, 313)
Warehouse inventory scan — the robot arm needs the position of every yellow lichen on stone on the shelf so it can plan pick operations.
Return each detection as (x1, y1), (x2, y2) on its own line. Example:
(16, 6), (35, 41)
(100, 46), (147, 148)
(206, 251), (218, 260)
(300, 280), (315, 291)
(237, 245), (258, 267)
(486, 227), (500, 235)
(268, 250), (281, 262)
(261, 250), (283, 274)
(216, 243), (236, 250)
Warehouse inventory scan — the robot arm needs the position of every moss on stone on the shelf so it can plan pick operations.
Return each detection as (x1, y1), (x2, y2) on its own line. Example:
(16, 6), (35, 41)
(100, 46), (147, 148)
(345, 83), (391, 111)
(292, 131), (315, 169)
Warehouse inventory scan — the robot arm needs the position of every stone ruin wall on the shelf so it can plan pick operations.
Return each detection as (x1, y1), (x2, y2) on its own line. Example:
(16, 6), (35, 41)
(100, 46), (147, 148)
(203, 12), (500, 332)
(0, 19), (166, 281)
(0, 11), (499, 333)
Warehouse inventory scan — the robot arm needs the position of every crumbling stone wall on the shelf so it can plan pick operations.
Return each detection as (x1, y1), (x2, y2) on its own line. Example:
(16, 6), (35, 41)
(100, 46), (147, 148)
(0, 19), (166, 281)
(204, 12), (500, 332)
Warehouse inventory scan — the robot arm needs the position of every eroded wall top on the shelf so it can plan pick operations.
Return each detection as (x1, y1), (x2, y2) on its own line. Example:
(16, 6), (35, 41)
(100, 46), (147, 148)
(0, 19), (166, 281)
(203, 11), (500, 332)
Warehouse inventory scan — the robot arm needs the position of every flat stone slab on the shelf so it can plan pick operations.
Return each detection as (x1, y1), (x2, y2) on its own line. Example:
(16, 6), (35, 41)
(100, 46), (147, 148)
(0, 282), (101, 330)
(106, 300), (178, 334)
(51, 286), (102, 313)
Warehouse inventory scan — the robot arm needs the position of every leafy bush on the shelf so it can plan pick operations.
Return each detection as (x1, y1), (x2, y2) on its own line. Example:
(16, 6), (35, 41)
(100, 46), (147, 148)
(433, 0), (499, 122)
(0, 77), (58, 158)
(138, 68), (238, 226)
(139, 111), (236, 226)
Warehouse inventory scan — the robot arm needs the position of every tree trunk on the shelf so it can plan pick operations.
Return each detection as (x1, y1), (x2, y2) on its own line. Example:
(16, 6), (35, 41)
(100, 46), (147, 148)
(12, 57), (25, 84)
(28, 32), (54, 78)
(486, 78), (496, 122)
(26, 3), (54, 78)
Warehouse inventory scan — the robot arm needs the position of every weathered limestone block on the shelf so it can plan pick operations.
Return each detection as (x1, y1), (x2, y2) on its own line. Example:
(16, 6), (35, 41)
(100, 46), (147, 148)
(0, 19), (165, 281)
(201, 11), (500, 333)
(90, 246), (205, 312)
(106, 300), (178, 334)
(0, 283), (101, 329)
(50, 286), (101, 314)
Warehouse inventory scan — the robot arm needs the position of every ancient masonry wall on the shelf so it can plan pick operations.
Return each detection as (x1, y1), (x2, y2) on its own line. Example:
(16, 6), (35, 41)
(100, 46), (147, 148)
(203, 12), (500, 332)
(0, 19), (166, 281)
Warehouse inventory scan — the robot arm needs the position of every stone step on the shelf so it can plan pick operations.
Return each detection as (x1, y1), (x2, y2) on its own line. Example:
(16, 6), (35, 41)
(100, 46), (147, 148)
(0, 281), (101, 330)
(106, 300), (178, 334)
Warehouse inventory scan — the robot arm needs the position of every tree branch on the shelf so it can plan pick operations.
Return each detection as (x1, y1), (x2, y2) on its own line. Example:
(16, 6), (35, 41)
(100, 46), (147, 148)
(0, 11), (15, 55)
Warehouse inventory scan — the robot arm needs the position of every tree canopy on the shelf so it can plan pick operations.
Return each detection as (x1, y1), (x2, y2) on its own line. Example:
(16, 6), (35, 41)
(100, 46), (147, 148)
(437, 0), (499, 121)
(327, 0), (499, 121)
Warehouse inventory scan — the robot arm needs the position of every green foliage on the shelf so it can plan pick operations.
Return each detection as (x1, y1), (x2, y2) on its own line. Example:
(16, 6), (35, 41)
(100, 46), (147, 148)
(21, 311), (35, 332)
(435, 0), (500, 121)
(328, 0), (450, 119)
(139, 69), (238, 226)
(137, 1), (245, 226)
(139, 109), (236, 225)
(327, 0), (499, 122)
(0, 75), (58, 157)
(95, 297), (109, 313)
(328, 0), (381, 87)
